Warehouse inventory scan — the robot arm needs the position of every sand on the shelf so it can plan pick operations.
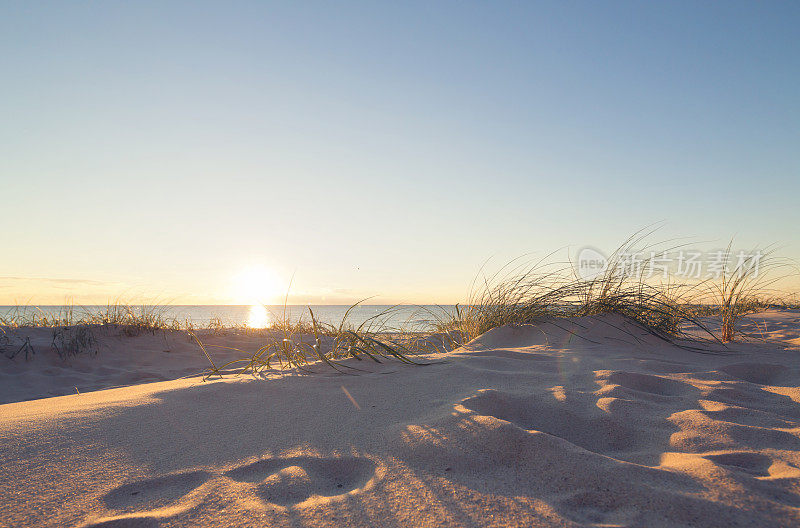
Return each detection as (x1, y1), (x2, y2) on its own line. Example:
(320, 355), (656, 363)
(1, 310), (799, 527)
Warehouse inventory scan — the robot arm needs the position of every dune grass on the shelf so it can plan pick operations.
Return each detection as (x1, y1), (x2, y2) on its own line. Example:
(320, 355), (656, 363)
(0, 326), (34, 360)
(193, 303), (431, 380)
(435, 231), (705, 346)
(0, 303), (187, 358)
(52, 324), (99, 359)
(433, 231), (796, 349)
(0, 302), (181, 333)
(693, 243), (793, 342)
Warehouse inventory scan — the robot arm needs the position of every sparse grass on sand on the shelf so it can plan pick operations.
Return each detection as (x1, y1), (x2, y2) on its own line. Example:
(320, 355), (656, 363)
(0, 302), (181, 333)
(695, 243), (793, 342)
(0, 302), (182, 359)
(191, 303), (439, 380)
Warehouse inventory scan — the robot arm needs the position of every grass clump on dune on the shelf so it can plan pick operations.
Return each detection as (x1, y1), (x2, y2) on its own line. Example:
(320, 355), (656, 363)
(194, 302), (430, 380)
(52, 325), (99, 359)
(571, 232), (707, 340)
(88, 303), (182, 335)
(694, 243), (793, 342)
(1, 302), (186, 358)
(0, 326), (35, 360)
(436, 230), (796, 348)
(435, 230), (700, 346)
(435, 255), (574, 345)
(0, 302), (181, 334)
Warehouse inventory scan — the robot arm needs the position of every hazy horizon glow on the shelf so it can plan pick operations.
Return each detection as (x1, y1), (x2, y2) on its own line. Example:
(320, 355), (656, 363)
(1, 1), (798, 305)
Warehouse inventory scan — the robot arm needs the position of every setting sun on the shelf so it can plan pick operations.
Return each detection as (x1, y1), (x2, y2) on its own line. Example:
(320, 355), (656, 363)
(230, 266), (282, 305)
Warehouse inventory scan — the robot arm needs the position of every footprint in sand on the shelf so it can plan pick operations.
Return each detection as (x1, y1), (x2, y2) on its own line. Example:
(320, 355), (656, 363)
(83, 455), (376, 526)
(700, 404), (798, 429)
(101, 470), (212, 513)
(704, 452), (774, 477)
(456, 349), (560, 374)
(601, 371), (694, 397)
(460, 389), (634, 456)
(705, 386), (800, 422)
(224, 456), (377, 506)
(719, 363), (792, 386)
(704, 452), (800, 481)
(557, 489), (637, 525)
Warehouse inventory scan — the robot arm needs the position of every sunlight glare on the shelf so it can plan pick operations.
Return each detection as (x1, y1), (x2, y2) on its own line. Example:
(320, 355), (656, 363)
(246, 304), (272, 328)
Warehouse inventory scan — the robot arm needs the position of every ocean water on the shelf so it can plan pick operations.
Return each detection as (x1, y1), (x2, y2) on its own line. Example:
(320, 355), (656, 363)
(0, 305), (457, 331)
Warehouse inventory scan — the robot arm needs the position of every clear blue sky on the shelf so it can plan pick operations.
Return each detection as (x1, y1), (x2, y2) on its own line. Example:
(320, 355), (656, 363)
(1, 1), (798, 304)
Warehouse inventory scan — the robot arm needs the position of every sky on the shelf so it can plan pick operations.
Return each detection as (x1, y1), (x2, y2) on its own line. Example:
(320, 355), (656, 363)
(1, 1), (798, 305)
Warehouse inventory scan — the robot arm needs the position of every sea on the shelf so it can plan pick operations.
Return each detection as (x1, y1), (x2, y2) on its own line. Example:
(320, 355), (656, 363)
(0, 305), (458, 331)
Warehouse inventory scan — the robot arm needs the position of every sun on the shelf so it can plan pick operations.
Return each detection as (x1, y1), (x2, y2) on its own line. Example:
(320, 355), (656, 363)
(230, 266), (282, 305)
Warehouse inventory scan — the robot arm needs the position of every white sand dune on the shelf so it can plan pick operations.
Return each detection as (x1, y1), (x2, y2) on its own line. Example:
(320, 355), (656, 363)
(1, 310), (799, 527)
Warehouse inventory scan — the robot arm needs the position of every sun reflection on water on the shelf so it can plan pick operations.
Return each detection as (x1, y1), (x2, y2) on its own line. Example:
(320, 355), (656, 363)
(246, 304), (273, 328)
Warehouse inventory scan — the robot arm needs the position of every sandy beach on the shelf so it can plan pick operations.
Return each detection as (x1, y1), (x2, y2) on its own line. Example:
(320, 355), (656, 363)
(1, 310), (798, 527)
